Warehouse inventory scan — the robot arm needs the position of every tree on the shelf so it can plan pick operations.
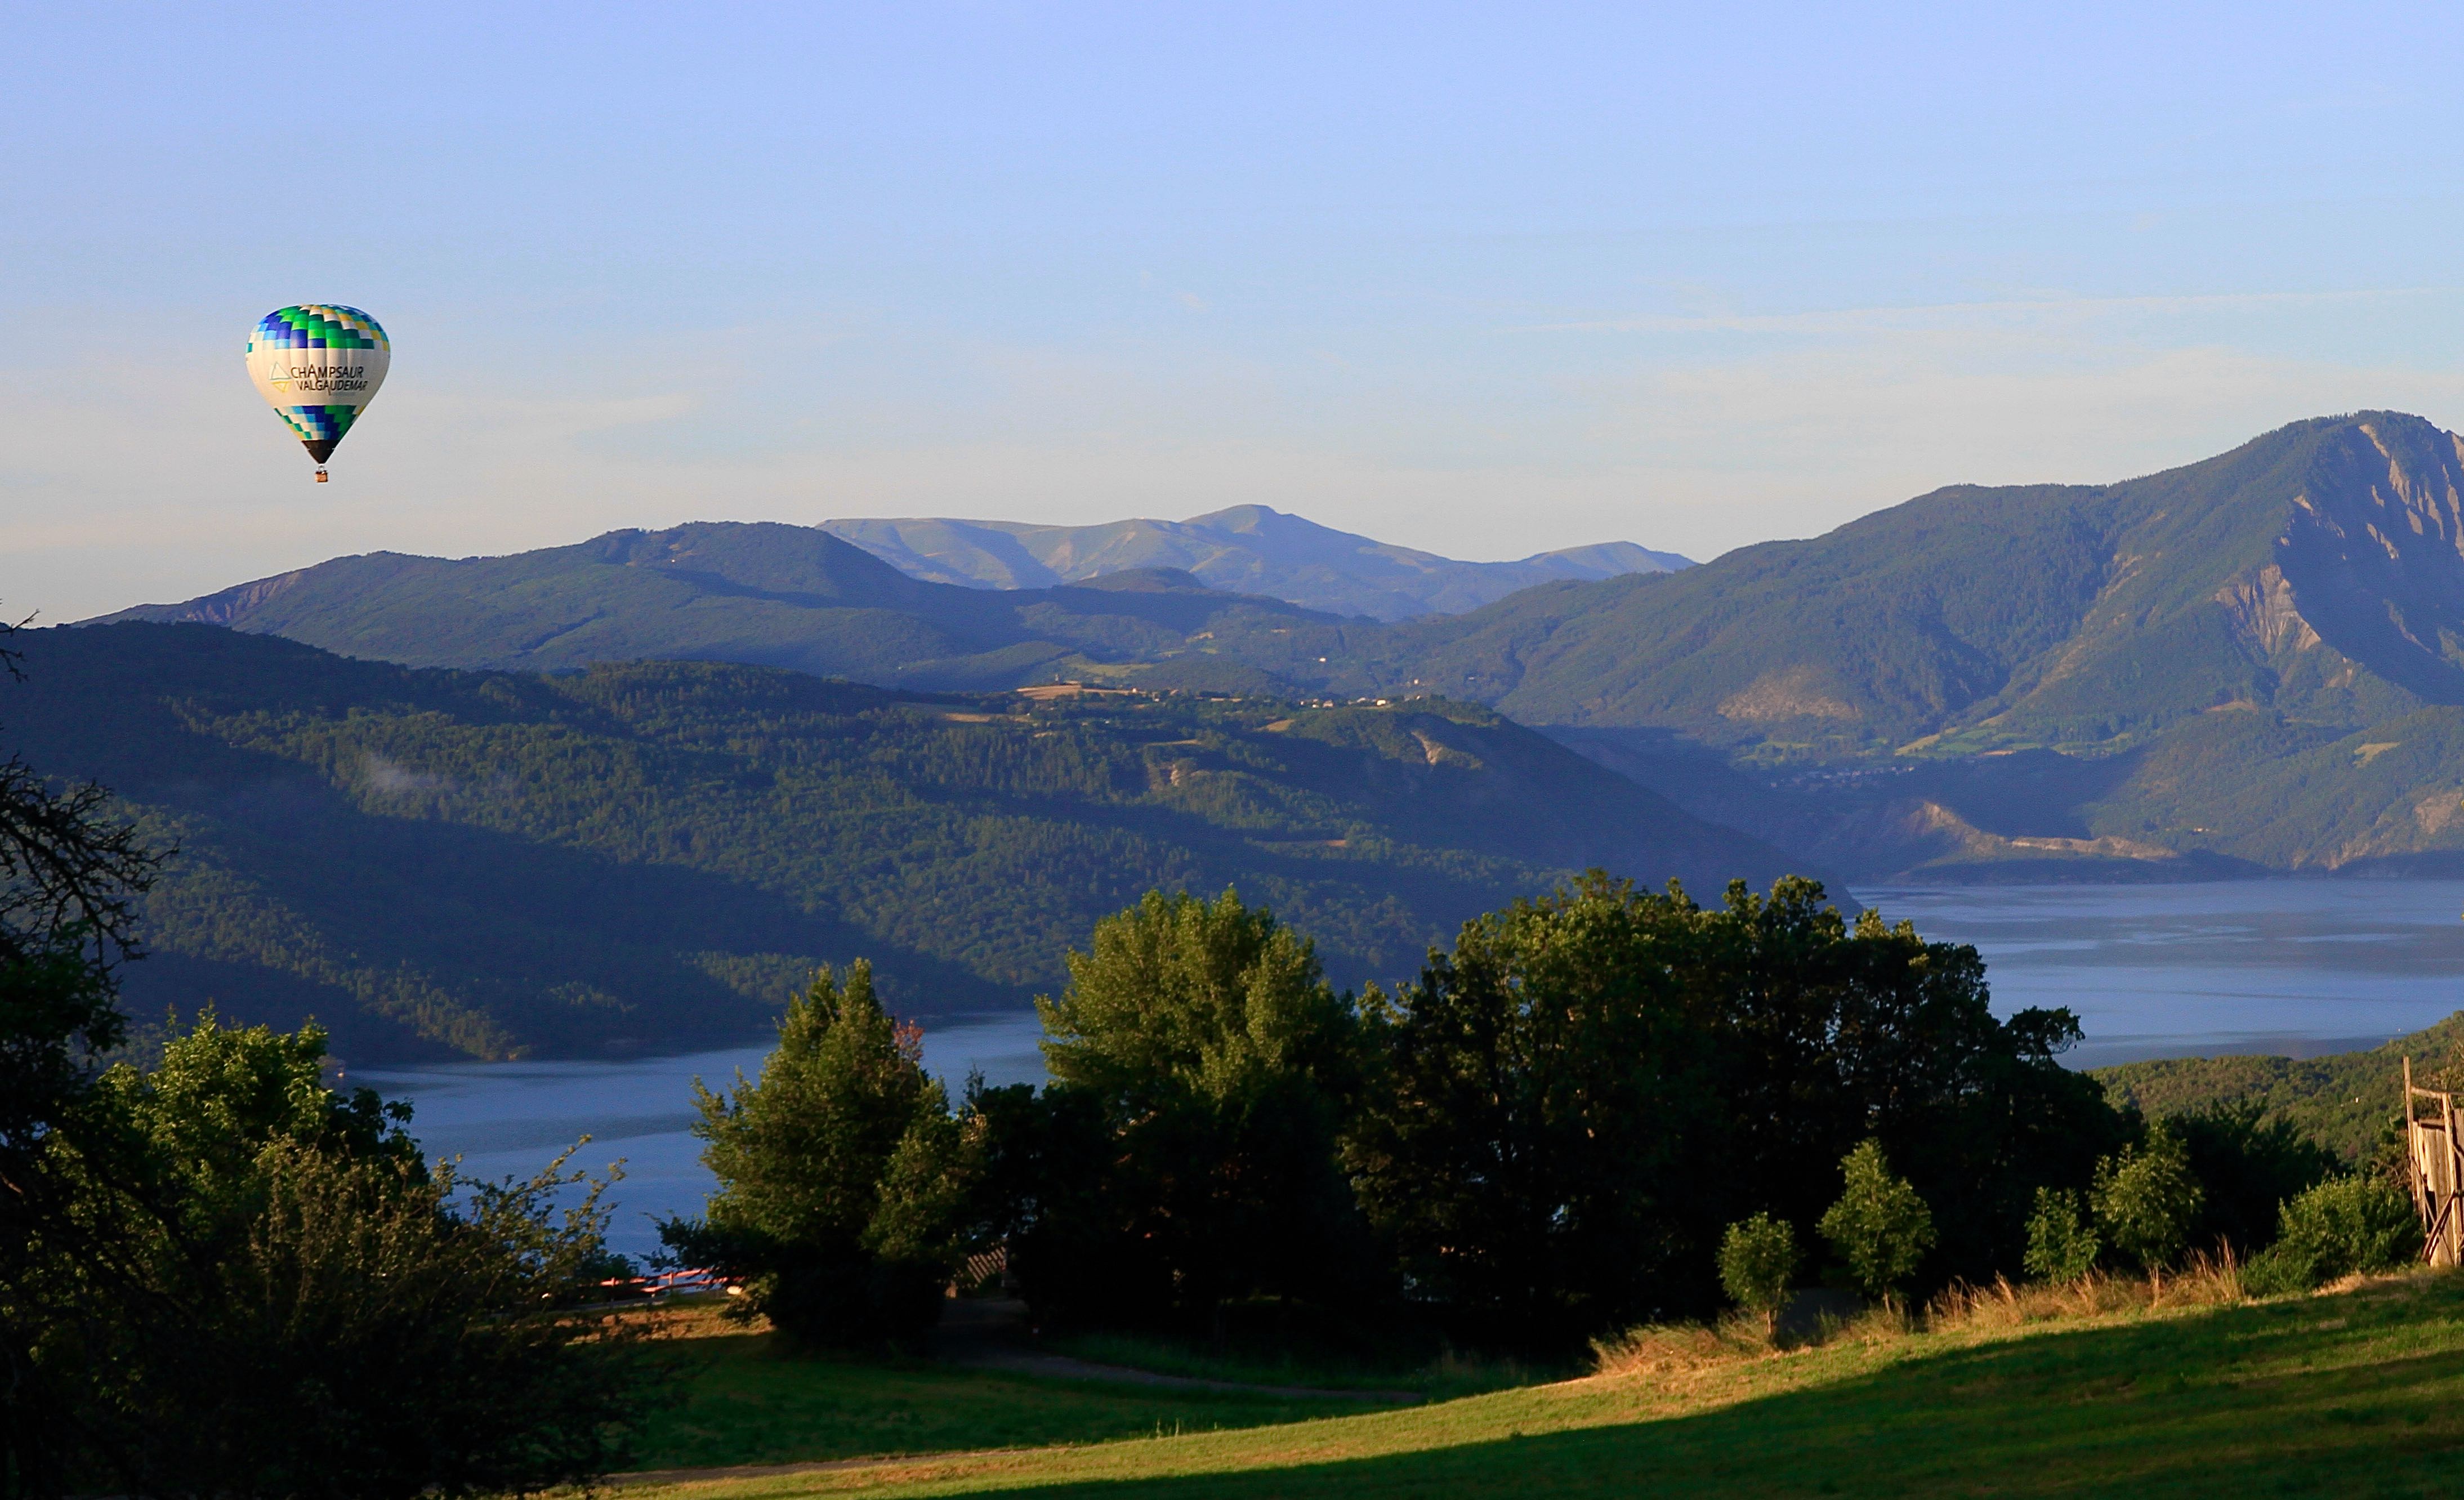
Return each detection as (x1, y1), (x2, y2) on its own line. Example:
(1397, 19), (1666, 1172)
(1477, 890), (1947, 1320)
(2021, 1186), (2101, 1283)
(1347, 873), (2111, 1342)
(1819, 1139), (1936, 1306)
(663, 961), (978, 1348)
(2090, 1124), (2204, 1271)
(0, 618), (162, 1496)
(1704, 889), (2121, 1292)
(1717, 1214), (1799, 1337)
(43, 1014), (647, 1498)
(1346, 874), (1721, 1341)
(1023, 889), (1369, 1328)
(2168, 1101), (2336, 1256)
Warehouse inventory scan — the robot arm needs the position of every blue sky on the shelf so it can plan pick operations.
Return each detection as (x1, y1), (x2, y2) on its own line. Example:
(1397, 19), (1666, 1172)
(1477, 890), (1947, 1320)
(10, 2), (2464, 620)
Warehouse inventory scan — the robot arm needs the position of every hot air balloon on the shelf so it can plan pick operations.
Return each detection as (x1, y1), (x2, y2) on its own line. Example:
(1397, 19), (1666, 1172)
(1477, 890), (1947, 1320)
(244, 305), (389, 482)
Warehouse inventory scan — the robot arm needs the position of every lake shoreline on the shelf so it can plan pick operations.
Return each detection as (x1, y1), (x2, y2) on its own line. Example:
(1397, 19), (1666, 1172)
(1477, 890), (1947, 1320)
(353, 880), (2464, 1256)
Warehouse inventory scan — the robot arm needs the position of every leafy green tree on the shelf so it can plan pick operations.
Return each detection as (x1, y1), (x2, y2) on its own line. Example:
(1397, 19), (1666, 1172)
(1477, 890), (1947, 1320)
(1712, 892), (2119, 1294)
(2022, 1186), (2101, 1282)
(2169, 1101), (2337, 1256)
(1349, 874), (2109, 1342)
(1346, 875), (1722, 1340)
(1819, 1139), (1936, 1305)
(1717, 1214), (1799, 1337)
(41, 1014), (645, 1497)
(2090, 1124), (2205, 1271)
(664, 961), (978, 1348)
(1023, 889), (1369, 1327)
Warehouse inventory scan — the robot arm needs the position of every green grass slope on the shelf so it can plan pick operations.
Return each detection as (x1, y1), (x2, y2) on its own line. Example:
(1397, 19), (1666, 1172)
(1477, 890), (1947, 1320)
(632, 1331), (1368, 1476)
(14, 623), (1820, 1062)
(635, 1274), (2464, 1498)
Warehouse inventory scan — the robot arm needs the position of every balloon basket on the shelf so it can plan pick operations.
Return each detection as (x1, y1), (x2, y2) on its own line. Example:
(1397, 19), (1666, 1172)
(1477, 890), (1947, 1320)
(315, 468), (329, 483)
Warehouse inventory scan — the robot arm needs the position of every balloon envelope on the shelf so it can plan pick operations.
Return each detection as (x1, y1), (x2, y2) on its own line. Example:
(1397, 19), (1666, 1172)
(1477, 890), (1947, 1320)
(244, 305), (390, 466)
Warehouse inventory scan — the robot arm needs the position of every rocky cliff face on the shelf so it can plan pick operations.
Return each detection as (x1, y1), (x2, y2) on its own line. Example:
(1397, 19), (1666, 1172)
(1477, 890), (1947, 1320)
(2275, 416), (2464, 704)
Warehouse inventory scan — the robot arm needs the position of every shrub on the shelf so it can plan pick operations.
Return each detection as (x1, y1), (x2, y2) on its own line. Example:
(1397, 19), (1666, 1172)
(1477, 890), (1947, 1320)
(2091, 1125), (2204, 1271)
(1717, 1213), (1799, 1336)
(2021, 1186), (2100, 1282)
(1819, 1140), (1935, 1305)
(2246, 1172), (2416, 1292)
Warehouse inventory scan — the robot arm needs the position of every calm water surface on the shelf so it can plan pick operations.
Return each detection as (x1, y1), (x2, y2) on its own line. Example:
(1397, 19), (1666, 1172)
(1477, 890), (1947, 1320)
(1864, 881), (2464, 1069)
(359, 881), (2464, 1258)
(355, 1015), (1047, 1260)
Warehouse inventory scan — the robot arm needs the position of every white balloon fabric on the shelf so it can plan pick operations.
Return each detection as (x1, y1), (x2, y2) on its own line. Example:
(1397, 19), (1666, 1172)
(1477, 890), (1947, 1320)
(244, 305), (390, 470)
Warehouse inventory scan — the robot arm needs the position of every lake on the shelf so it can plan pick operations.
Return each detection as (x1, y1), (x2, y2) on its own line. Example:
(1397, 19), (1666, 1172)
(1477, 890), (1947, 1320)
(355, 880), (2464, 1260)
(353, 1014), (1050, 1261)
(1862, 881), (2464, 1069)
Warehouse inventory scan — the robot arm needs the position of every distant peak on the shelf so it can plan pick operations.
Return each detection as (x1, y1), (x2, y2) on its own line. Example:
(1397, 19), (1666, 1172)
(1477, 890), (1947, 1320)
(1182, 503), (1292, 535)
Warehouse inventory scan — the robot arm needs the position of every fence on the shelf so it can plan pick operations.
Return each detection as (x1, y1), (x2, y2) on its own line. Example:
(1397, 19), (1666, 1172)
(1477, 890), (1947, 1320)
(2403, 1057), (2463, 1268)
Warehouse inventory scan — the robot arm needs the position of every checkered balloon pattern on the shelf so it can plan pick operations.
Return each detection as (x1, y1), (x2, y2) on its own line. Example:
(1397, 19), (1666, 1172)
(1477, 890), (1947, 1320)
(244, 304), (391, 466)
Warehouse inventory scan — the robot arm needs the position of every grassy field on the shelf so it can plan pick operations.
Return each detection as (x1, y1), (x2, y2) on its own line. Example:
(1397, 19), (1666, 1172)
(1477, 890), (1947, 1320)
(627, 1316), (1381, 1474)
(1039, 1330), (1552, 1401)
(624, 1271), (2464, 1497)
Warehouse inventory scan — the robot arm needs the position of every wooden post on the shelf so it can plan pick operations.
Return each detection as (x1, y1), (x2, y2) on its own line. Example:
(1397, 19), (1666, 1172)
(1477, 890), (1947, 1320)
(2443, 1077), (2456, 1270)
(2401, 1056), (2463, 1269)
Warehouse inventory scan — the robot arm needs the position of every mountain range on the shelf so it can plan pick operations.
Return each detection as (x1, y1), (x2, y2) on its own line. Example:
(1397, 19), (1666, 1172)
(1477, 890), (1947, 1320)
(13, 623), (1814, 1061)
(819, 505), (1690, 619)
(99, 410), (2464, 881)
(1351, 411), (2464, 879)
(99, 522), (1332, 694)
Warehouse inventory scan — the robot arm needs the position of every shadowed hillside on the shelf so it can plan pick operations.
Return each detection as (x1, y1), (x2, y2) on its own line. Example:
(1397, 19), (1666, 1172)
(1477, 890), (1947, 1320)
(96, 523), (1333, 694)
(11, 623), (1823, 1061)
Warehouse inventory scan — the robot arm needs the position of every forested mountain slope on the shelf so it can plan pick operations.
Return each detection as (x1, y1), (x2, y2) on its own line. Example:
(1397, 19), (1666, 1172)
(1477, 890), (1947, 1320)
(1373, 412), (2464, 877)
(97, 523), (1333, 694)
(11, 623), (1819, 1062)
(823, 505), (1689, 620)
(2092, 1008), (2464, 1160)
(1347, 412), (2459, 750)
